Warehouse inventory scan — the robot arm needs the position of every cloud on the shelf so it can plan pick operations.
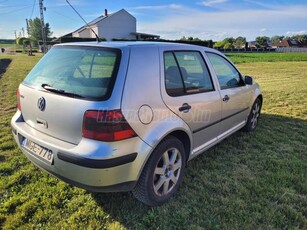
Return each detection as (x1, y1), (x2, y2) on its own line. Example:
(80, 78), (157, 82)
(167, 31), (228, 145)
(260, 28), (267, 32)
(138, 5), (307, 41)
(132, 4), (183, 10)
(286, 30), (307, 36)
(198, 0), (228, 7)
(243, 0), (272, 8)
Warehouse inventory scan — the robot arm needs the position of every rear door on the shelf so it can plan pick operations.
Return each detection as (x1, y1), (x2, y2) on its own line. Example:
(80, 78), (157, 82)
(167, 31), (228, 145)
(206, 52), (252, 135)
(161, 50), (222, 152)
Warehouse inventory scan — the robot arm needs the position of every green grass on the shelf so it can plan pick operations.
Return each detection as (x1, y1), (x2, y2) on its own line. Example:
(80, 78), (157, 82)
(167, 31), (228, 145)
(226, 52), (307, 64)
(0, 53), (306, 229)
(0, 44), (16, 48)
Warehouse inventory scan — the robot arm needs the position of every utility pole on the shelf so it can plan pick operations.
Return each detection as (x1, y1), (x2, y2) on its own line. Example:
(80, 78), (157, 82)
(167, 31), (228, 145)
(39, 0), (47, 53)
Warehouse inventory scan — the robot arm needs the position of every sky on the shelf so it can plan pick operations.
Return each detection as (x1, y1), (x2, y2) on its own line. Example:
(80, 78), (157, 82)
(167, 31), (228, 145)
(0, 0), (306, 41)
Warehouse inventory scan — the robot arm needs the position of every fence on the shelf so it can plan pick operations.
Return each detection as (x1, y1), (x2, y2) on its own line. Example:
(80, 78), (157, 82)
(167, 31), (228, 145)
(276, 47), (307, 52)
(219, 48), (276, 53)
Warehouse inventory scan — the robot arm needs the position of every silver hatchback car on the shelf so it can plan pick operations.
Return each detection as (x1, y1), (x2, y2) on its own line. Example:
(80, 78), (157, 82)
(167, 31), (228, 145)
(11, 42), (262, 206)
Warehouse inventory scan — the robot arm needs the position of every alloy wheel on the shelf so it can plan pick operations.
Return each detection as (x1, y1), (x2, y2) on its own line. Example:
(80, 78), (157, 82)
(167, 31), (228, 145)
(153, 148), (182, 196)
(251, 101), (260, 129)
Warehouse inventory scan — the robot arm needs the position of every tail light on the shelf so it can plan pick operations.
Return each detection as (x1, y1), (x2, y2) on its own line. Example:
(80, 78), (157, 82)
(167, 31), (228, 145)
(17, 89), (21, 111)
(82, 110), (137, 142)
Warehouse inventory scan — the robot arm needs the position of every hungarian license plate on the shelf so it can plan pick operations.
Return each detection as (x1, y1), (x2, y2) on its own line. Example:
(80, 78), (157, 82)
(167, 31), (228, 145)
(22, 138), (53, 164)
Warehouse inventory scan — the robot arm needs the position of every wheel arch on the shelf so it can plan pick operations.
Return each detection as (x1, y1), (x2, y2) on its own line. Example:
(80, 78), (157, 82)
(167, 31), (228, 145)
(135, 128), (192, 185)
(254, 93), (263, 112)
(167, 130), (191, 163)
(257, 94), (263, 106)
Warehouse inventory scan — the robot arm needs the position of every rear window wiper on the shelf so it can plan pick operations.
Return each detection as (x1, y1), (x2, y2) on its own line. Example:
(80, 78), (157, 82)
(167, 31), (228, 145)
(41, 84), (85, 99)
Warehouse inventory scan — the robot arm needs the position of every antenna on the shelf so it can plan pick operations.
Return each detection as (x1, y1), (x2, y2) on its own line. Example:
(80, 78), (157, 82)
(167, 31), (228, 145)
(66, 0), (101, 43)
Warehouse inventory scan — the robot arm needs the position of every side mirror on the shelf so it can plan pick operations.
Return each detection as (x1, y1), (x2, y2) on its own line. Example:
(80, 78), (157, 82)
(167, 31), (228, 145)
(245, 76), (253, 85)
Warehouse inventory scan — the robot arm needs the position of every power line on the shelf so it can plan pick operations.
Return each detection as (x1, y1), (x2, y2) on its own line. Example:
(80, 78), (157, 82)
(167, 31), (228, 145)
(0, 5), (33, 15)
(0, 4), (33, 9)
(29, 0), (36, 19)
(48, 9), (81, 22)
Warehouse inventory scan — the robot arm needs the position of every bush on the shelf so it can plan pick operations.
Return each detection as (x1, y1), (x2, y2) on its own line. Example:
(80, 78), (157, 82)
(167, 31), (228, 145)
(16, 37), (27, 46)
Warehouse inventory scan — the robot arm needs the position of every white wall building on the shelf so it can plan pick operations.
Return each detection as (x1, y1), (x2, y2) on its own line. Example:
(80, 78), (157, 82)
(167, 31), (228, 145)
(72, 9), (159, 41)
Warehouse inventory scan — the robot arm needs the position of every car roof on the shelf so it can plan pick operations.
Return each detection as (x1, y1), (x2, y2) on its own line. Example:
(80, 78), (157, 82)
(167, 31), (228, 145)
(55, 41), (218, 52)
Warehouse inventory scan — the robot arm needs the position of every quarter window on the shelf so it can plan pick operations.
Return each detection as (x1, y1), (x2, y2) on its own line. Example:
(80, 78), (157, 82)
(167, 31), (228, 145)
(164, 51), (214, 96)
(207, 53), (243, 90)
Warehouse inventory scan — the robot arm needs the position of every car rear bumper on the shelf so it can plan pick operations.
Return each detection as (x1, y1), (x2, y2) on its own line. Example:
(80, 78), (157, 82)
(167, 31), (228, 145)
(11, 111), (152, 192)
(57, 152), (138, 169)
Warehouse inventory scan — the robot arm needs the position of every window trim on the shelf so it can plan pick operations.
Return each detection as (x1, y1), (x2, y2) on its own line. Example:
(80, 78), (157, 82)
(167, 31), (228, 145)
(172, 52), (187, 93)
(206, 52), (245, 90)
(164, 50), (215, 97)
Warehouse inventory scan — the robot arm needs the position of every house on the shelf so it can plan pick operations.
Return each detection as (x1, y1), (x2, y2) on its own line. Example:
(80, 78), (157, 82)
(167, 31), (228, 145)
(272, 39), (305, 48)
(248, 41), (272, 49)
(248, 41), (258, 49)
(72, 9), (160, 41)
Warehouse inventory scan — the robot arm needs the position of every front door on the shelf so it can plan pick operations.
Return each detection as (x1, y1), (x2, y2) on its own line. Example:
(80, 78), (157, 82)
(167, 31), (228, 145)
(206, 52), (252, 135)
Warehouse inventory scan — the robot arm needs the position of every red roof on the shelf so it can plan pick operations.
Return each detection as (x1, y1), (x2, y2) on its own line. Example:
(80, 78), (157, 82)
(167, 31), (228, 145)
(273, 40), (303, 47)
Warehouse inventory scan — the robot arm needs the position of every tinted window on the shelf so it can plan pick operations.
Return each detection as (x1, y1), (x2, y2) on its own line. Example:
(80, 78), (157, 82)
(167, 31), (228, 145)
(207, 52), (243, 89)
(23, 46), (121, 100)
(164, 51), (214, 96)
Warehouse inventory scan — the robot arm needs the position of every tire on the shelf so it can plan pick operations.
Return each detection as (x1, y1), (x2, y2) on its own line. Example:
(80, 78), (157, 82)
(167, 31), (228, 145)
(133, 136), (186, 206)
(243, 97), (262, 132)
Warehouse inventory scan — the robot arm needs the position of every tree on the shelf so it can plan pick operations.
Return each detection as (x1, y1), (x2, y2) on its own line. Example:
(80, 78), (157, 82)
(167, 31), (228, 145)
(28, 17), (52, 46)
(179, 36), (202, 41)
(213, 40), (226, 49)
(223, 37), (235, 45)
(290, 34), (307, 44)
(192, 37), (202, 41)
(213, 38), (235, 49)
(255, 36), (270, 48)
(271, 35), (284, 44)
(223, 42), (233, 49)
(179, 36), (188, 41)
(234, 36), (246, 48)
(23, 39), (31, 46)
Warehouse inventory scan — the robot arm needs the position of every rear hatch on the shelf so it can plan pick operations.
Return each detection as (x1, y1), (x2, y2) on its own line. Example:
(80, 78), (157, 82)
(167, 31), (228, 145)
(19, 45), (122, 144)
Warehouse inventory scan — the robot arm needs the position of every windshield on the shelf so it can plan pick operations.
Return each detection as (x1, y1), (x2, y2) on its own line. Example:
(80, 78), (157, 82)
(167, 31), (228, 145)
(23, 46), (121, 100)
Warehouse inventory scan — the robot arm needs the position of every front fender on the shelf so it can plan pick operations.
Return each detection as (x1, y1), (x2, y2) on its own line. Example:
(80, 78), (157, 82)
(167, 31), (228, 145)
(252, 83), (262, 104)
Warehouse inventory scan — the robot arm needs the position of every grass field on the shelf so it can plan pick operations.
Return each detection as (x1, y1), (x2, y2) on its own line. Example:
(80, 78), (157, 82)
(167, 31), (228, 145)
(0, 44), (16, 48)
(0, 52), (306, 229)
(226, 52), (307, 64)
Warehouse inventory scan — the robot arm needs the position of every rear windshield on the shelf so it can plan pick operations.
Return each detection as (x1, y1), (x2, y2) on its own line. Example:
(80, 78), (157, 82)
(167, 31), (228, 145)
(23, 46), (121, 100)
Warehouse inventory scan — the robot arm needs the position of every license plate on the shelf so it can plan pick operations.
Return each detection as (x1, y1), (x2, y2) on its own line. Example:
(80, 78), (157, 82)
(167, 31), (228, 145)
(22, 138), (54, 164)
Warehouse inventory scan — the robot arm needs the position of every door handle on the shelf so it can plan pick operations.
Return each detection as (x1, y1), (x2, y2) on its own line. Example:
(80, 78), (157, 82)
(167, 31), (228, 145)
(223, 95), (230, 102)
(179, 103), (191, 112)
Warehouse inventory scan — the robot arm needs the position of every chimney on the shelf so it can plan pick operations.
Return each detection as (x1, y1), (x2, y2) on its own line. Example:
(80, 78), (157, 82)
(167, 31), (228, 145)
(104, 9), (108, 16)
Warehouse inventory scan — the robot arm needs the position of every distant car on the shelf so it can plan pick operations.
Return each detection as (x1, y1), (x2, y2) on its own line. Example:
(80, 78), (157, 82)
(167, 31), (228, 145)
(11, 42), (262, 206)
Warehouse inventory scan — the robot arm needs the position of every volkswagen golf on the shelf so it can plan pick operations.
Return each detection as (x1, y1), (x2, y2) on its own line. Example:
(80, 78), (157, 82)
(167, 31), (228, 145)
(11, 42), (262, 206)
